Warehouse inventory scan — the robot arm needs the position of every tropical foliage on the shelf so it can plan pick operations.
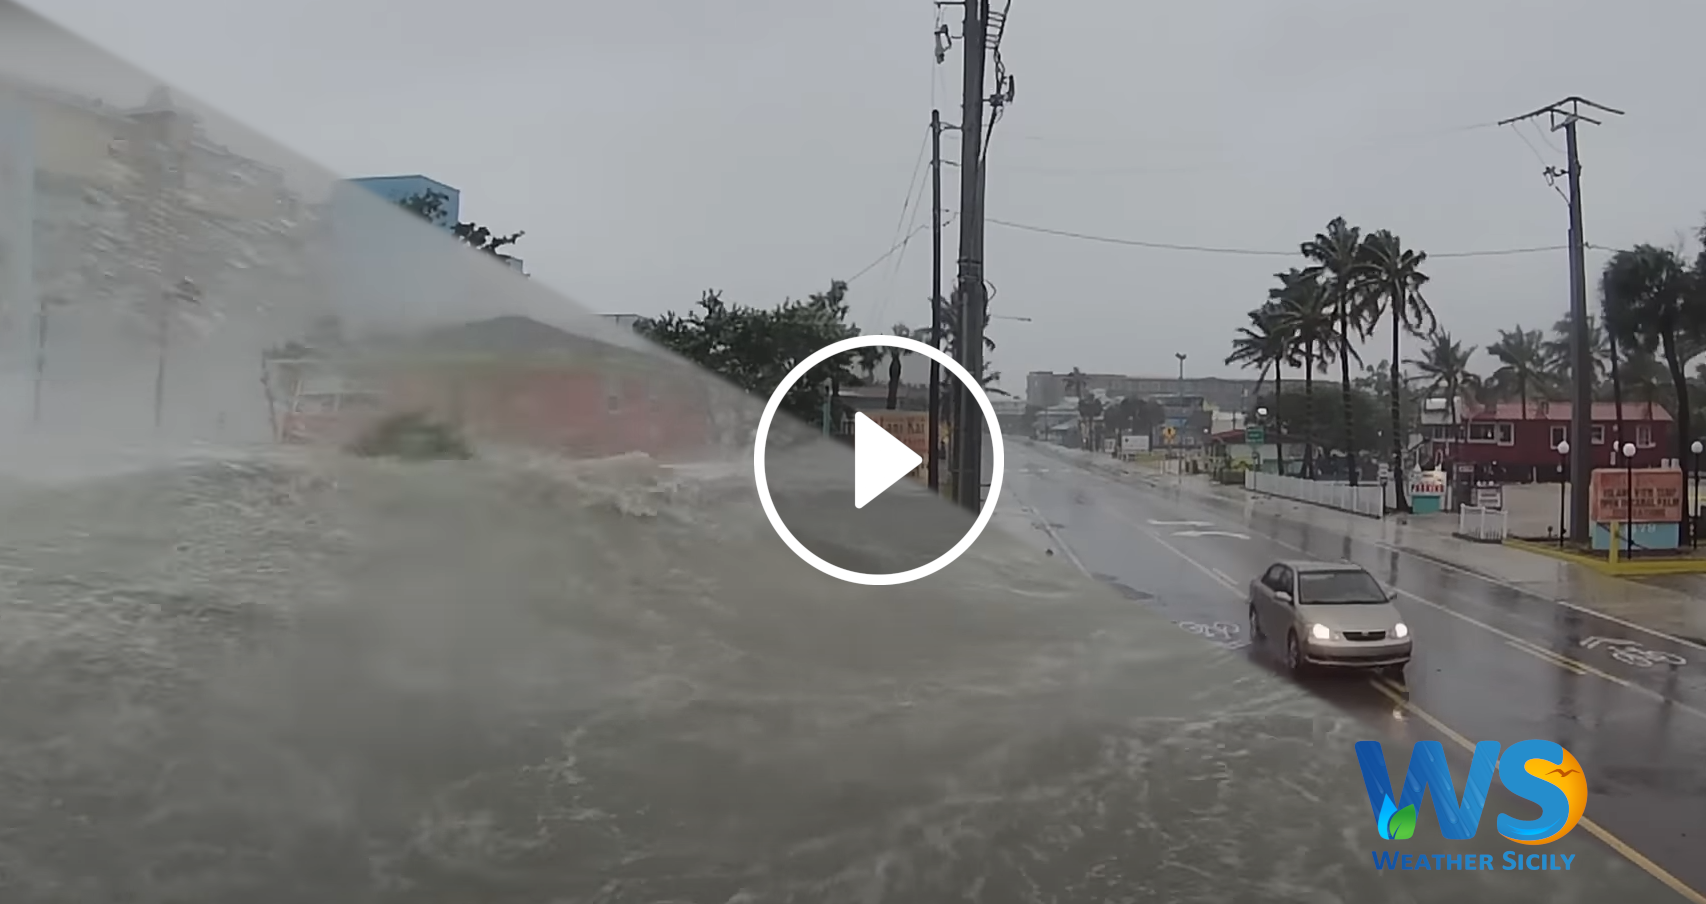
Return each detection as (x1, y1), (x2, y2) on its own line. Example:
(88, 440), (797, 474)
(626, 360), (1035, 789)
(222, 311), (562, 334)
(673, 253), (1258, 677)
(636, 283), (884, 429)
(1224, 211), (1706, 514)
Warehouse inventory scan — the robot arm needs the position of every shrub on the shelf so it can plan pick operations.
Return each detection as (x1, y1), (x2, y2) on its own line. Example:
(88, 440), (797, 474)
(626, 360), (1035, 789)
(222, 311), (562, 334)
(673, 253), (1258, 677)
(347, 412), (473, 461)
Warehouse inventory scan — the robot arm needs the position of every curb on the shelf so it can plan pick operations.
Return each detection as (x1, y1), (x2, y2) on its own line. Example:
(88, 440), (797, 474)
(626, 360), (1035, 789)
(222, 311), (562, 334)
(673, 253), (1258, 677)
(1504, 537), (1706, 576)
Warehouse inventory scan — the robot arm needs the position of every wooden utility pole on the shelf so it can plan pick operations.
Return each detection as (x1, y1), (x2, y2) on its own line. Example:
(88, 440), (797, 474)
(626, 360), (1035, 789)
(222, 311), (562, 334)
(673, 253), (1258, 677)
(928, 108), (946, 491)
(948, 0), (988, 510)
(1498, 97), (1622, 542)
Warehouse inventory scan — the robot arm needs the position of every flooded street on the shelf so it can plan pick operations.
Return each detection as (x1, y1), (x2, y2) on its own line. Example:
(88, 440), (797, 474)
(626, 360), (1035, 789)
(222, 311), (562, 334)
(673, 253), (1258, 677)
(1010, 441), (1706, 899)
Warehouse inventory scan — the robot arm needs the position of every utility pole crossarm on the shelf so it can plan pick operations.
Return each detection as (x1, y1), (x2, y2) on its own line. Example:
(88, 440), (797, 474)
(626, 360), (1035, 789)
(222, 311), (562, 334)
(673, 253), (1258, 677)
(1500, 96), (1620, 543)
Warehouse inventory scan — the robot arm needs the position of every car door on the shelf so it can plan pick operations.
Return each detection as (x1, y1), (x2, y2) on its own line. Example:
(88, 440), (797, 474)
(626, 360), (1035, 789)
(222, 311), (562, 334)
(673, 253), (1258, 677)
(1263, 565), (1295, 632)
(1254, 564), (1286, 634)
(1274, 566), (1299, 633)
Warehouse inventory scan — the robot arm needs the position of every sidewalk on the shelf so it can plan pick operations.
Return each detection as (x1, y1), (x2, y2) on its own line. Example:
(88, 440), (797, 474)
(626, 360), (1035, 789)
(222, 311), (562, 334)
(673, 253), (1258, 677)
(1042, 444), (1706, 644)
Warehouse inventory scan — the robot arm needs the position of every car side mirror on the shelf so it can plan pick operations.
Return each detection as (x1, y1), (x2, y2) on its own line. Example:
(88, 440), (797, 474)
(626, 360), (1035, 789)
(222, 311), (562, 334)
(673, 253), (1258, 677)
(1274, 590), (1293, 605)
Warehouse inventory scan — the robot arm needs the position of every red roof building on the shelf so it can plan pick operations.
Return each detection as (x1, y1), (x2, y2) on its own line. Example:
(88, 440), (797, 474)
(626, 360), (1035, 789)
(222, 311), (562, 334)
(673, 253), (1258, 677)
(1422, 399), (1673, 480)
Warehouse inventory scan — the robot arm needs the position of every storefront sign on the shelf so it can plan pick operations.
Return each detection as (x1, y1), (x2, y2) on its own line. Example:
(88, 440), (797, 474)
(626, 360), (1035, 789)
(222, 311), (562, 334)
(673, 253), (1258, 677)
(1589, 467), (1684, 523)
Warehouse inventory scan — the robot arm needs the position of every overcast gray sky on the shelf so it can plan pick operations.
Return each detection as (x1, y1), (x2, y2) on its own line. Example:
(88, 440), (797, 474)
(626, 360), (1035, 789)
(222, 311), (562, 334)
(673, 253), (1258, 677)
(16, 0), (1706, 391)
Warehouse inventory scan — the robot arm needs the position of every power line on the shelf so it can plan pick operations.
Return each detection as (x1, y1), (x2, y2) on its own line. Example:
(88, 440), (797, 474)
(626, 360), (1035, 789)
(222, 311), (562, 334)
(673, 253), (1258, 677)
(859, 121), (934, 325)
(982, 216), (1586, 259)
(845, 213), (959, 284)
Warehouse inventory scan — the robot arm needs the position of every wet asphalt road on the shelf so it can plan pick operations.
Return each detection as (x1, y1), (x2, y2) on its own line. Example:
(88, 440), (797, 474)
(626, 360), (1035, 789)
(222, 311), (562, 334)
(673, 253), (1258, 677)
(1008, 442), (1706, 901)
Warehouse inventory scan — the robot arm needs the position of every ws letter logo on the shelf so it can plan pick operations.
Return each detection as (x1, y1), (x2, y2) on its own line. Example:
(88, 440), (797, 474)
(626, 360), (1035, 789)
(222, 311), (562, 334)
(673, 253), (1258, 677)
(1354, 739), (1587, 844)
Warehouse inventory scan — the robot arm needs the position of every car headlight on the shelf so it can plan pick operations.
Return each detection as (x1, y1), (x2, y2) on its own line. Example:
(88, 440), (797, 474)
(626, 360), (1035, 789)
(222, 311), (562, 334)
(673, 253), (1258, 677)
(1310, 623), (1331, 640)
(1394, 622), (1409, 639)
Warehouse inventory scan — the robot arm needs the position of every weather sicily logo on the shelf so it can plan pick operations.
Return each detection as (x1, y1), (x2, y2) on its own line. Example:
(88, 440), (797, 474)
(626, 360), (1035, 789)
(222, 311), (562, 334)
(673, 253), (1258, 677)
(1356, 739), (1588, 871)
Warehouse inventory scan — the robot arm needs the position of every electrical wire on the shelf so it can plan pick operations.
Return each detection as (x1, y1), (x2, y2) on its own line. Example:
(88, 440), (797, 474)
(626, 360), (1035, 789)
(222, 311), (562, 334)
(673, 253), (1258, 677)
(981, 215), (1587, 259)
(871, 153), (933, 327)
(863, 126), (931, 319)
(846, 212), (959, 284)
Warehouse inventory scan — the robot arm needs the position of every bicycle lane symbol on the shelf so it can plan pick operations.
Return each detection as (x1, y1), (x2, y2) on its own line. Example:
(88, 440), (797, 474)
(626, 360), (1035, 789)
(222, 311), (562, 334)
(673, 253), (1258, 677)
(1579, 635), (1689, 669)
(1178, 620), (1247, 649)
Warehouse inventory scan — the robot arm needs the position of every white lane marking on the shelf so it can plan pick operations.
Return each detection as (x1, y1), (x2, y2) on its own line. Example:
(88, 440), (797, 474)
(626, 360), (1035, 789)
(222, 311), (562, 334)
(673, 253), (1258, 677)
(1149, 519), (1212, 526)
(1038, 444), (1706, 656)
(1174, 529), (1250, 539)
(1018, 501), (1091, 578)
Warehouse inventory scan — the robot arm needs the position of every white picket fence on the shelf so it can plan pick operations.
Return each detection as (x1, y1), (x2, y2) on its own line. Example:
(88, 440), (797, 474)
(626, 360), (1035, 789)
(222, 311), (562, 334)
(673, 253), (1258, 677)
(1244, 471), (1385, 518)
(1457, 504), (1508, 541)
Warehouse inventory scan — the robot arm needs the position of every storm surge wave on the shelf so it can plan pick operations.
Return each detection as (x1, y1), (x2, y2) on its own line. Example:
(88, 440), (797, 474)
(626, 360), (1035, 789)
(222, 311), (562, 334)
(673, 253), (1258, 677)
(0, 448), (1311, 903)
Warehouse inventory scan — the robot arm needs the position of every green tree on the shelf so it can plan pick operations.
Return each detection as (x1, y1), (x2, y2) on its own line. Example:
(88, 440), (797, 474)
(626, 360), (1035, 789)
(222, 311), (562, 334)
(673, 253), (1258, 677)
(1077, 394), (1105, 449)
(1543, 311), (1609, 394)
(1301, 216), (1373, 484)
(1269, 268), (1344, 478)
(1601, 244), (1702, 485)
(880, 323), (921, 410)
(1262, 385), (1383, 459)
(397, 190), (525, 262)
(1407, 330), (1479, 430)
(1358, 229), (1433, 508)
(1063, 367), (1089, 398)
(635, 282), (869, 429)
(1226, 301), (1294, 473)
(1485, 325), (1553, 416)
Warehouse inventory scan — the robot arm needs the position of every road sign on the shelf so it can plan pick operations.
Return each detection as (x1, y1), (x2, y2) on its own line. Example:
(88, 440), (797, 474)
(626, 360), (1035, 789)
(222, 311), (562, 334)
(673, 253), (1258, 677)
(1244, 427), (1264, 444)
(1161, 425), (1177, 443)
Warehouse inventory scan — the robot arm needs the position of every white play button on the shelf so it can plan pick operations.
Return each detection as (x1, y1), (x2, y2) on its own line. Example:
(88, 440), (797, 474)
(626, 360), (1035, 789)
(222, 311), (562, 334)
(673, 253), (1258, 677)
(751, 334), (1005, 586)
(853, 411), (925, 508)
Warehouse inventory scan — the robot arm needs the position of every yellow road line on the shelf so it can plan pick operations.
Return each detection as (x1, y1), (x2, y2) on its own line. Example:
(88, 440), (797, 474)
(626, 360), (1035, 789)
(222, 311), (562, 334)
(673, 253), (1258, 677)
(1369, 678), (1706, 904)
(1504, 638), (1590, 676)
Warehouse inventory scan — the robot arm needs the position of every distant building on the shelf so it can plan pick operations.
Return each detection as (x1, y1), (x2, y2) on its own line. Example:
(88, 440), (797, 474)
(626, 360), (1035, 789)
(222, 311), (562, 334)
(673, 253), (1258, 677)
(347, 174), (459, 229)
(1027, 370), (1261, 414)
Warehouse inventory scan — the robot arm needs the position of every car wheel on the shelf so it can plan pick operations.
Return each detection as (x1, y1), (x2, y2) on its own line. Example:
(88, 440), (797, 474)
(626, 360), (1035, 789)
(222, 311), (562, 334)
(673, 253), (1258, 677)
(1285, 632), (1305, 674)
(1248, 605), (1263, 642)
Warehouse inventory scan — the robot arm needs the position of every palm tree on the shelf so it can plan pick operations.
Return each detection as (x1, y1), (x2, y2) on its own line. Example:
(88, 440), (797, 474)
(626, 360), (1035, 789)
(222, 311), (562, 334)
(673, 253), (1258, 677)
(1077, 394), (1105, 449)
(881, 323), (918, 409)
(1301, 216), (1372, 484)
(1407, 331), (1479, 461)
(1269, 269), (1339, 478)
(1543, 311), (1609, 394)
(1601, 246), (1702, 501)
(1485, 326), (1553, 417)
(1226, 301), (1294, 473)
(1063, 367), (1089, 399)
(1358, 229), (1433, 509)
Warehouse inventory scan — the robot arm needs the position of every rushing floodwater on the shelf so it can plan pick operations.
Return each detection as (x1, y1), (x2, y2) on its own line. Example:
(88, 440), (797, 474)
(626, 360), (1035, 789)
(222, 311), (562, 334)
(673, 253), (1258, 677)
(0, 4), (1674, 900)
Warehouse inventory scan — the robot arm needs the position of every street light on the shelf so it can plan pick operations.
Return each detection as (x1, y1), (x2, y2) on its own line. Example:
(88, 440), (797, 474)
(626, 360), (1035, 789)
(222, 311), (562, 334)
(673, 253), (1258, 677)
(1622, 440), (1637, 560)
(1555, 440), (1569, 547)
(989, 314), (1033, 322)
(1692, 439), (1703, 549)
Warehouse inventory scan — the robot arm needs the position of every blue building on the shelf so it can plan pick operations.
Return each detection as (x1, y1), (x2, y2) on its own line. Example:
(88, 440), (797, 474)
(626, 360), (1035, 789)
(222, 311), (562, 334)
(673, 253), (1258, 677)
(347, 174), (460, 229)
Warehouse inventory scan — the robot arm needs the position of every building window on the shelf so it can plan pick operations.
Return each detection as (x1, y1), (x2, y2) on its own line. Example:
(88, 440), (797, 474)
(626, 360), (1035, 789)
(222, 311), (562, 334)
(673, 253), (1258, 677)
(1549, 425), (1567, 450)
(605, 377), (622, 414)
(1636, 423), (1654, 447)
(1496, 423), (1514, 445)
(1591, 424), (1605, 444)
(1468, 422), (1497, 442)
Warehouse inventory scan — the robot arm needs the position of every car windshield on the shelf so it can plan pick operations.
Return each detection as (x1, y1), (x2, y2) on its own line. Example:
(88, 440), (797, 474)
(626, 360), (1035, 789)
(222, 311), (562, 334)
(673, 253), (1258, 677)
(1297, 569), (1386, 604)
